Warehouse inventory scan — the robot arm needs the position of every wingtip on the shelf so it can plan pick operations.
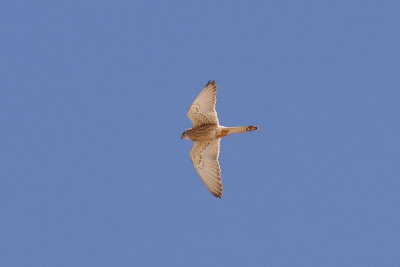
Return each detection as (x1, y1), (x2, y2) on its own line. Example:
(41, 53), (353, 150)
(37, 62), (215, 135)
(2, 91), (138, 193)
(206, 80), (216, 86)
(212, 192), (223, 199)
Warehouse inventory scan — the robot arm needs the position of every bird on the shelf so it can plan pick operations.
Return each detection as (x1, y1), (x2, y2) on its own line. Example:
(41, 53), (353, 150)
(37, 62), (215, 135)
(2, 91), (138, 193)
(181, 80), (258, 198)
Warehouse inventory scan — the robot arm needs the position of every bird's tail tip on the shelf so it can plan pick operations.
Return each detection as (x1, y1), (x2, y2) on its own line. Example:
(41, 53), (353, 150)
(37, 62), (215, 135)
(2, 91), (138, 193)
(246, 125), (258, 131)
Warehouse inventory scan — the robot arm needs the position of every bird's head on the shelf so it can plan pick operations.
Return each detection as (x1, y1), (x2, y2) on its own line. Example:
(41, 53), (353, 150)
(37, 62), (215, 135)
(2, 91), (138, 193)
(181, 130), (190, 140)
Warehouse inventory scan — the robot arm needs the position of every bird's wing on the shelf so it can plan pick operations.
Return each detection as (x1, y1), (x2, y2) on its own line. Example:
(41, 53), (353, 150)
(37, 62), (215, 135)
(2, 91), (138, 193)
(187, 81), (219, 127)
(190, 139), (222, 198)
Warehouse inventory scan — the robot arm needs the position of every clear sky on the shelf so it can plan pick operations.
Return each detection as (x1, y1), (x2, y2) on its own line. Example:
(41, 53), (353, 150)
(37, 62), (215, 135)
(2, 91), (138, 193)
(1, 0), (400, 266)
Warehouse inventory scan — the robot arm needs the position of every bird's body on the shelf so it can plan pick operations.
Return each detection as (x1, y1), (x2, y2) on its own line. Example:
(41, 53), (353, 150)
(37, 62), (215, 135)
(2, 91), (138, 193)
(182, 124), (219, 142)
(183, 125), (258, 142)
(182, 81), (258, 198)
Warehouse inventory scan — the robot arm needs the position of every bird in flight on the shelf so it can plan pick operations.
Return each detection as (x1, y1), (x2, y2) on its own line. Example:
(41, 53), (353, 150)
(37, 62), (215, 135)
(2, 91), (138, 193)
(181, 81), (258, 198)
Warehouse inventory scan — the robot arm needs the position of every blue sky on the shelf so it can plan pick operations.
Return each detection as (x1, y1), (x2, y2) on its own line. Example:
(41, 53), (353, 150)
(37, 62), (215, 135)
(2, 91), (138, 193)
(1, 0), (400, 266)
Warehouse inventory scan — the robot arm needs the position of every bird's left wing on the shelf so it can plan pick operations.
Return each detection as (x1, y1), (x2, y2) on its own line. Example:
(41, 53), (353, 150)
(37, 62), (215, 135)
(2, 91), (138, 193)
(190, 139), (223, 198)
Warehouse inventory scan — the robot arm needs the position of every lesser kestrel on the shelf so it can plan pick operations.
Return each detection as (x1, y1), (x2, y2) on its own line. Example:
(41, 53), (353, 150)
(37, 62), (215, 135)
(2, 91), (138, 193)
(181, 81), (258, 198)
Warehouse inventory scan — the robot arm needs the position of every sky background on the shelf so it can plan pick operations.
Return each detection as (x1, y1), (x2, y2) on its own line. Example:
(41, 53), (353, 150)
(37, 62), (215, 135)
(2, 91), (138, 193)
(1, 0), (400, 266)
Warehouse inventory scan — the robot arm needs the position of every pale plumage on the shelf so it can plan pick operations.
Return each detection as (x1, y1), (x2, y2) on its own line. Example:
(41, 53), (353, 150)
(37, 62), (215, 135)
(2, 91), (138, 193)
(190, 140), (222, 198)
(187, 81), (219, 127)
(182, 81), (258, 198)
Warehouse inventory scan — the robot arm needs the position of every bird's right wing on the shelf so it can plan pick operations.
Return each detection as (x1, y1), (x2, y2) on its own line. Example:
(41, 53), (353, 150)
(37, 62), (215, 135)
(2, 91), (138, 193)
(187, 81), (219, 127)
(190, 139), (223, 198)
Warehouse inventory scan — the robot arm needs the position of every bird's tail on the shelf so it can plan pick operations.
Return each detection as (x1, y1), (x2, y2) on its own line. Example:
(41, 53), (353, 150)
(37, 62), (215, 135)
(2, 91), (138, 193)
(224, 125), (258, 135)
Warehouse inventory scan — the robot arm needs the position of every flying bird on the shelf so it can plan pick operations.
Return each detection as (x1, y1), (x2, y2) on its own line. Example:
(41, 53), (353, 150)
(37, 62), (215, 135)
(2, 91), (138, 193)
(181, 81), (258, 198)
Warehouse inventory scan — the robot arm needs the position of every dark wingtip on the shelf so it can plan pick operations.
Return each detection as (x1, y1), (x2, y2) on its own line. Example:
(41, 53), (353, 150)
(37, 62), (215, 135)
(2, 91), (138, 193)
(214, 192), (223, 199)
(210, 191), (222, 199)
(205, 80), (217, 92)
